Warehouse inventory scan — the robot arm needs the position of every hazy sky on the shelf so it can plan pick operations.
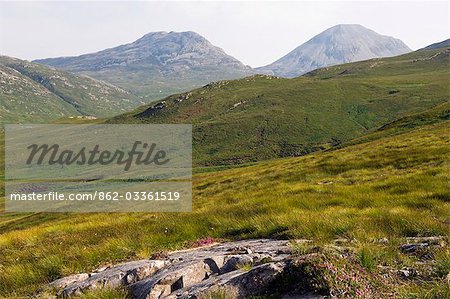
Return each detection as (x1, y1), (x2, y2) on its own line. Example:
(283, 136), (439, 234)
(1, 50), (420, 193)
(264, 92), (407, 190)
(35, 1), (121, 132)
(0, 1), (448, 67)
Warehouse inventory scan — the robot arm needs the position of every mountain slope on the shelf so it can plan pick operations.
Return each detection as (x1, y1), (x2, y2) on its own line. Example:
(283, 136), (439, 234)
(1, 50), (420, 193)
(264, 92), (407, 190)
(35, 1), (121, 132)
(0, 56), (142, 123)
(1, 119), (449, 297)
(337, 101), (449, 149)
(35, 31), (253, 100)
(109, 45), (449, 166)
(422, 38), (450, 50)
(256, 24), (411, 77)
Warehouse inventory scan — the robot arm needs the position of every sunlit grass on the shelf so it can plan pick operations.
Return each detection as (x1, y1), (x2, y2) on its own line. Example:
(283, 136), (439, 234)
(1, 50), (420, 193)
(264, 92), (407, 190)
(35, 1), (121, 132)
(0, 122), (448, 296)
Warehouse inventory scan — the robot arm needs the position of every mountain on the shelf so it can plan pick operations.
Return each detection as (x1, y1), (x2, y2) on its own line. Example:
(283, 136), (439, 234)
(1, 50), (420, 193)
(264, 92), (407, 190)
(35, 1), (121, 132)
(32, 27), (414, 98)
(422, 38), (450, 50)
(0, 56), (141, 123)
(256, 24), (411, 77)
(35, 31), (253, 100)
(109, 45), (449, 166)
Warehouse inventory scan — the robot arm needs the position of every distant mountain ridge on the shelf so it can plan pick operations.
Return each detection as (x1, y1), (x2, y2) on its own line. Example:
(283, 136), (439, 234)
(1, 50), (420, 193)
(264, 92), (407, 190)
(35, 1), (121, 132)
(34, 26), (413, 100)
(36, 31), (249, 73)
(35, 31), (253, 100)
(256, 24), (411, 77)
(422, 38), (450, 50)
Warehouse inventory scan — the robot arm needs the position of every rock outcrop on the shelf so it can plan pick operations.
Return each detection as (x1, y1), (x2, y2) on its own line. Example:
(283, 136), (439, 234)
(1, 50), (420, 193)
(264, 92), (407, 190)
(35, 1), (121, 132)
(47, 237), (449, 298)
(48, 239), (318, 298)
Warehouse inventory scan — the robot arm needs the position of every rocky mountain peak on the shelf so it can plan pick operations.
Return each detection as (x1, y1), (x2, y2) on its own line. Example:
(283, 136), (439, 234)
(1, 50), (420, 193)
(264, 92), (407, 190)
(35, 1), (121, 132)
(256, 24), (411, 77)
(34, 31), (252, 99)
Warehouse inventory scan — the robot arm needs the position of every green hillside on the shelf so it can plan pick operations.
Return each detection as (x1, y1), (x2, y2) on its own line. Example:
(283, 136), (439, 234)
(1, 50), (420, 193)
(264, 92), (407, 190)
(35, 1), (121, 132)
(109, 47), (449, 166)
(337, 101), (450, 148)
(0, 56), (143, 123)
(0, 119), (448, 297)
(0, 44), (449, 298)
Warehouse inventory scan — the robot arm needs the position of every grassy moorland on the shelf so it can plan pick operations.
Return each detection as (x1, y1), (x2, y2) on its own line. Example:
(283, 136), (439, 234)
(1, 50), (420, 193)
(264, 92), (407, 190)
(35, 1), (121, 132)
(109, 47), (449, 166)
(0, 118), (448, 297)
(0, 45), (448, 297)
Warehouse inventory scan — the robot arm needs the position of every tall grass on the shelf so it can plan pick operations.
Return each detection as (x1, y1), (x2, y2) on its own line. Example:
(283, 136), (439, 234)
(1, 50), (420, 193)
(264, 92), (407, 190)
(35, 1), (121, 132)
(0, 122), (448, 296)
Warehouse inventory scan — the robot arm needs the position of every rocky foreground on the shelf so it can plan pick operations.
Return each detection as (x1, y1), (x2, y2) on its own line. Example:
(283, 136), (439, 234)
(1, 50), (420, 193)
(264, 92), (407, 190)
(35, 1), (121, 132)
(49, 239), (307, 298)
(47, 238), (448, 298)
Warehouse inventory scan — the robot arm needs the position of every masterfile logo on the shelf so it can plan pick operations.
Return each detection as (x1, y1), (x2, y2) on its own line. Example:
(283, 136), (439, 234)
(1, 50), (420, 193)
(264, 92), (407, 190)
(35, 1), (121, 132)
(26, 141), (170, 171)
(5, 124), (192, 213)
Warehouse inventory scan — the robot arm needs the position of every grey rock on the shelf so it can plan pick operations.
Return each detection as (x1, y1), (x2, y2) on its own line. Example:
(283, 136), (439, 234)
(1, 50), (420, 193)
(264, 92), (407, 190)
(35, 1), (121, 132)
(397, 267), (418, 279)
(131, 239), (292, 298)
(400, 243), (429, 254)
(400, 236), (446, 255)
(378, 238), (389, 245)
(256, 24), (411, 78)
(61, 259), (168, 297)
(405, 236), (446, 246)
(48, 273), (89, 290)
(131, 259), (219, 299)
(167, 262), (287, 299)
(49, 239), (296, 298)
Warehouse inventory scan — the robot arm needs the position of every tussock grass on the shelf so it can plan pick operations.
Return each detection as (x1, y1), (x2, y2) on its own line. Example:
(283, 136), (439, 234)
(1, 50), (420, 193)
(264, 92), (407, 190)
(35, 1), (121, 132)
(0, 122), (448, 296)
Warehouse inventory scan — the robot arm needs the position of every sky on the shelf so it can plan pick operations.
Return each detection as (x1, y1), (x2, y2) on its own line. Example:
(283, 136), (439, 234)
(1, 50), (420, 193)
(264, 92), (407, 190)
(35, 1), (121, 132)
(0, 1), (448, 68)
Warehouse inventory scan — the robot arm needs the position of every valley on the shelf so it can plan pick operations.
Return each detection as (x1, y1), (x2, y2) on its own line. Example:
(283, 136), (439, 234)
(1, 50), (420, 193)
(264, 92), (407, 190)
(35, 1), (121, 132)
(0, 17), (448, 298)
(0, 112), (448, 297)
